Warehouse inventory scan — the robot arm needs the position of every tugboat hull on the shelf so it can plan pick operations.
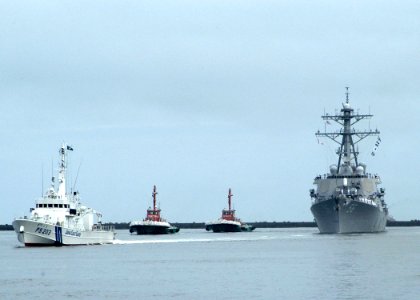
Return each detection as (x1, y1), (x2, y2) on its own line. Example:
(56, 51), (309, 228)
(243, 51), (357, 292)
(129, 224), (179, 235)
(206, 223), (241, 232)
(205, 223), (255, 232)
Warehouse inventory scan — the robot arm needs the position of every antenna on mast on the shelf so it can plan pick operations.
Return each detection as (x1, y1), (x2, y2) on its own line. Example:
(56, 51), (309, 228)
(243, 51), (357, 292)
(152, 185), (158, 210)
(345, 86), (350, 103)
(72, 160), (83, 192)
(41, 164), (44, 197)
(51, 158), (55, 188)
(228, 188), (233, 211)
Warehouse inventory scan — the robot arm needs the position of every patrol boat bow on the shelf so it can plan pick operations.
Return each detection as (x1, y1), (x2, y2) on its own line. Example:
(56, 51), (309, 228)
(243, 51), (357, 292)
(12, 144), (115, 246)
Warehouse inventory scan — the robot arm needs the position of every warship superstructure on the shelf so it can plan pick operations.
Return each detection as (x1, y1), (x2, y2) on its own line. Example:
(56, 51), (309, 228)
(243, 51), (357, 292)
(310, 88), (388, 233)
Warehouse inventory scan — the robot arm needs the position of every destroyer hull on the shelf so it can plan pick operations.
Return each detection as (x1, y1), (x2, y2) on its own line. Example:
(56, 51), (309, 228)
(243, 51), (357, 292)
(129, 224), (179, 235)
(311, 198), (387, 234)
(12, 219), (115, 246)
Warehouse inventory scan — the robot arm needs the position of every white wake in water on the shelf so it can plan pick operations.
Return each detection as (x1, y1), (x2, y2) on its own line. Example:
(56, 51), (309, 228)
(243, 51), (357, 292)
(113, 235), (273, 245)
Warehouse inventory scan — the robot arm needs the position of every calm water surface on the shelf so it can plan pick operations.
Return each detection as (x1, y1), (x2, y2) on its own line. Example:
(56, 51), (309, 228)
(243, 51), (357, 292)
(1, 227), (420, 299)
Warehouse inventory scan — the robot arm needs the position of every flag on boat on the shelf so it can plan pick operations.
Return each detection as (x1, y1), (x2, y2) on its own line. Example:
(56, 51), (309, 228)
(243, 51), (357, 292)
(371, 136), (381, 156)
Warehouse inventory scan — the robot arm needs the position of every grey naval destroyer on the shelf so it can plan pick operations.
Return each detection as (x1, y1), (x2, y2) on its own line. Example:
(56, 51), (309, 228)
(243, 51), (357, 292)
(310, 88), (388, 233)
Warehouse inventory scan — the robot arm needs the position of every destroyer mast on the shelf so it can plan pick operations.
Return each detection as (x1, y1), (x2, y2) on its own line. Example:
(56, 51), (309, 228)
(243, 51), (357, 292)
(316, 87), (379, 173)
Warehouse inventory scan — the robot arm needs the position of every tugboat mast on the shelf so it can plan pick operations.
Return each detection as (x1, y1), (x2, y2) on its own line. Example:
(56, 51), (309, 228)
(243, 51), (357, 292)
(152, 185), (158, 211)
(228, 188), (233, 211)
(316, 87), (380, 173)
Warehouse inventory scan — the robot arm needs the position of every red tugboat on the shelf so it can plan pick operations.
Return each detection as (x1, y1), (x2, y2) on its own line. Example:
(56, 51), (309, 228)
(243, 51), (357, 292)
(129, 185), (179, 235)
(205, 188), (255, 232)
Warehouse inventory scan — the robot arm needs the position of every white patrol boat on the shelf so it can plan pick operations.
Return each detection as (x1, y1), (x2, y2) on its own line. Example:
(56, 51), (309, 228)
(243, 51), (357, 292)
(12, 144), (115, 246)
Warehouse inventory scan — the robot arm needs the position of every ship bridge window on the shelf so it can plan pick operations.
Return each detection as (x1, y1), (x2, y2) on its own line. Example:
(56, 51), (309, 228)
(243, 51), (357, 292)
(48, 204), (53, 208)
(59, 204), (63, 208)
(54, 204), (58, 208)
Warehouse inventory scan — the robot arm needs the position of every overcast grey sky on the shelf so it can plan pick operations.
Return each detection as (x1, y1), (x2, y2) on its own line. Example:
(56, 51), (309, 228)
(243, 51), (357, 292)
(1, 0), (419, 223)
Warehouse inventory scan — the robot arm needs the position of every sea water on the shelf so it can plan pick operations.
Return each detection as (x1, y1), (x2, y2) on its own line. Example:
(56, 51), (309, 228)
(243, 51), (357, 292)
(1, 227), (419, 299)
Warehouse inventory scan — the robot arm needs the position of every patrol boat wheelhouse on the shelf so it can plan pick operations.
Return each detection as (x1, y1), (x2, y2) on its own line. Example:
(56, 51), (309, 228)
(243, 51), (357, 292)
(310, 88), (388, 233)
(129, 185), (179, 234)
(12, 144), (115, 246)
(205, 189), (255, 232)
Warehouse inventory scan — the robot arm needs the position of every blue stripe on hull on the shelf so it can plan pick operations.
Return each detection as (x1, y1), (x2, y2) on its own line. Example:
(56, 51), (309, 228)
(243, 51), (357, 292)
(55, 226), (62, 245)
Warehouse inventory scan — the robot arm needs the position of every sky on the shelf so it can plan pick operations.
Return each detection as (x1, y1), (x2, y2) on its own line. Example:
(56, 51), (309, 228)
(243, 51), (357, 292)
(1, 0), (419, 223)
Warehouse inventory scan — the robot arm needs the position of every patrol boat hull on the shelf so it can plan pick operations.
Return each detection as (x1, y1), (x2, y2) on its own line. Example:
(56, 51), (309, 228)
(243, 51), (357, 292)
(12, 219), (115, 246)
(311, 198), (387, 234)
